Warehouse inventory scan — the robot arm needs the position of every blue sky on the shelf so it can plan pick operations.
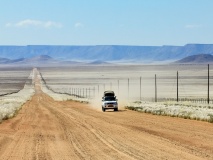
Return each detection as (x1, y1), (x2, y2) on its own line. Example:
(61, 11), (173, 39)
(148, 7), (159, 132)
(0, 0), (213, 46)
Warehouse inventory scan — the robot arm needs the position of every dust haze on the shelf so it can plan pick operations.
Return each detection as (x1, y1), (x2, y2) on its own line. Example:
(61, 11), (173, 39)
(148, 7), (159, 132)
(39, 63), (211, 110)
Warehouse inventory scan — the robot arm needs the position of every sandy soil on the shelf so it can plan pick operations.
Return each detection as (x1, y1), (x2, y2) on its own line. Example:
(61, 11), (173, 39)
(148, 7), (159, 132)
(0, 69), (212, 160)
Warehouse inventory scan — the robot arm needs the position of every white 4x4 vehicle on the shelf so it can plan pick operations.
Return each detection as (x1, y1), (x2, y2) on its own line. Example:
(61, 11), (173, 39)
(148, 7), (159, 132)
(102, 91), (118, 112)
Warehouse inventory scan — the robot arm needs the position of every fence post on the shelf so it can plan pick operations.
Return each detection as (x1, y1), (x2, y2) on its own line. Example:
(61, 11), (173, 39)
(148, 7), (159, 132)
(76, 88), (77, 97)
(177, 71), (179, 102)
(155, 74), (157, 102)
(118, 80), (119, 96)
(208, 64), (210, 104)
(86, 88), (87, 98)
(128, 78), (129, 102)
(89, 88), (90, 98)
(140, 77), (142, 101)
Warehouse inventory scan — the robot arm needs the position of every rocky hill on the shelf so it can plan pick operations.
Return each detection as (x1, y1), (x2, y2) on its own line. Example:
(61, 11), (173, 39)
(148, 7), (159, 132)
(0, 55), (84, 66)
(175, 54), (213, 63)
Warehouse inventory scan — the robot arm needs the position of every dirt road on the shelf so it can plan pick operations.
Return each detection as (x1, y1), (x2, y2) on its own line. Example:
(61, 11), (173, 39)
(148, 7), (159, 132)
(0, 71), (212, 160)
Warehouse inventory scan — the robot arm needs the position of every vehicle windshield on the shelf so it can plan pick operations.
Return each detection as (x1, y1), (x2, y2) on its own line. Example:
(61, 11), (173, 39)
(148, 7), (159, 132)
(104, 97), (116, 101)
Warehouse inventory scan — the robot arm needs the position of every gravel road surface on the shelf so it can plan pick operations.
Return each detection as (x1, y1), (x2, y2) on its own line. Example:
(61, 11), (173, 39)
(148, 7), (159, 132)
(0, 70), (212, 160)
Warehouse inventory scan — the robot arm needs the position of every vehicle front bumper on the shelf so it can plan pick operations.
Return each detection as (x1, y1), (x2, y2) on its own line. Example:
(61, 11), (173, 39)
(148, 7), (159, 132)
(102, 104), (118, 109)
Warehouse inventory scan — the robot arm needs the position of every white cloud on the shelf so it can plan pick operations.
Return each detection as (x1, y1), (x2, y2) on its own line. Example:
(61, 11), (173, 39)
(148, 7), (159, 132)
(185, 24), (202, 29)
(75, 22), (84, 28)
(5, 23), (12, 27)
(5, 19), (62, 29)
(44, 21), (62, 28)
(16, 19), (41, 27)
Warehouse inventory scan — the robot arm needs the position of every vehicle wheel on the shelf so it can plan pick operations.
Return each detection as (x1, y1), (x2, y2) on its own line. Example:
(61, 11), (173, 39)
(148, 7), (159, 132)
(114, 108), (118, 111)
(102, 107), (105, 112)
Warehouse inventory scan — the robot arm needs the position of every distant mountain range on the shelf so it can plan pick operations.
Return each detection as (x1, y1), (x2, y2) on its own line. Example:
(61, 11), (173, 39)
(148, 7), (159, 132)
(0, 44), (213, 63)
(0, 55), (54, 64)
(175, 54), (213, 63)
(0, 55), (107, 66)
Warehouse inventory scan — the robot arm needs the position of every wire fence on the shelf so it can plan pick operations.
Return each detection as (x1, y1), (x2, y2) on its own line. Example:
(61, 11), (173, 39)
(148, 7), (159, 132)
(39, 64), (213, 104)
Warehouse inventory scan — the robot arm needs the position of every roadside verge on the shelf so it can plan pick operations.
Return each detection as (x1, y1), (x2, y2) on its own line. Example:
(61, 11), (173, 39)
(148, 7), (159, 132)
(0, 69), (35, 122)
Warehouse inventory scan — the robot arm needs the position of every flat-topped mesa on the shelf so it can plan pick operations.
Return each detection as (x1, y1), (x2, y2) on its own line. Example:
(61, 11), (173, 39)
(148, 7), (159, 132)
(1, 44), (213, 63)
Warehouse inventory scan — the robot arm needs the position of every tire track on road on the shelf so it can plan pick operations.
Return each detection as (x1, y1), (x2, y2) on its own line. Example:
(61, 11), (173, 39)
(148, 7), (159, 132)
(0, 68), (212, 160)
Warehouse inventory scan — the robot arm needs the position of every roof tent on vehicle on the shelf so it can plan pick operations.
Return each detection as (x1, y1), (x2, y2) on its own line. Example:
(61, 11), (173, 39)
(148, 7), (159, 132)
(103, 91), (115, 97)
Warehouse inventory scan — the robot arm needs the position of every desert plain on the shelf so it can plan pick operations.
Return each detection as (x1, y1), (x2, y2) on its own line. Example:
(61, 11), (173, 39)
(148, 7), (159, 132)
(0, 64), (212, 159)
